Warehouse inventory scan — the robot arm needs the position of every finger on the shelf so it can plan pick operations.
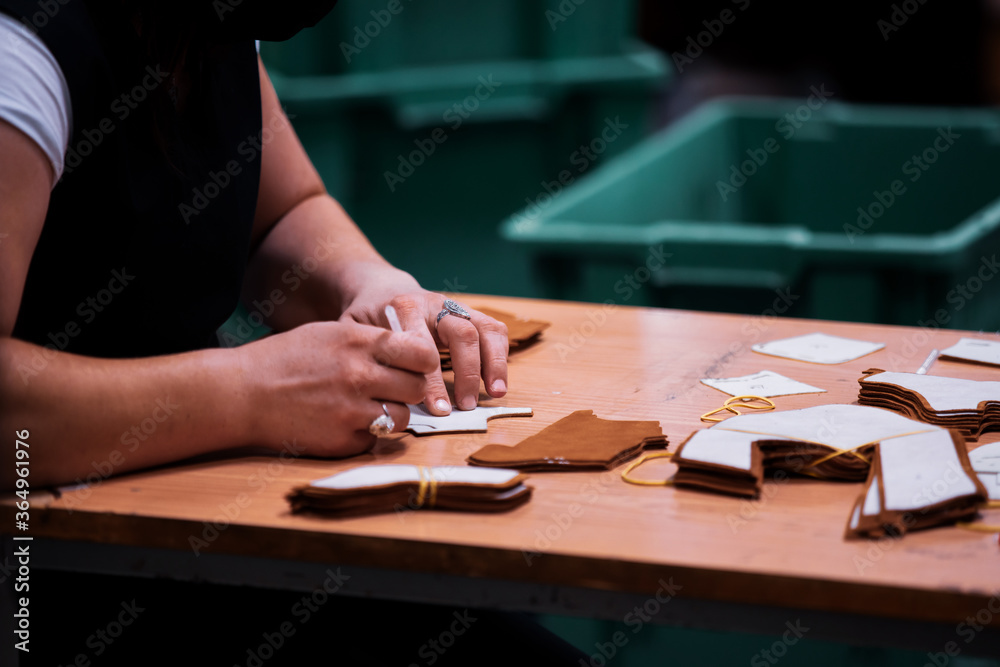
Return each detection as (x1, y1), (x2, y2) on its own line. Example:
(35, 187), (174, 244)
(470, 312), (508, 398)
(386, 296), (450, 413)
(350, 362), (427, 406)
(372, 329), (439, 376)
(436, 314), (481, 410)
(372, 400), (410, 434)
(422, 366), (452, 415)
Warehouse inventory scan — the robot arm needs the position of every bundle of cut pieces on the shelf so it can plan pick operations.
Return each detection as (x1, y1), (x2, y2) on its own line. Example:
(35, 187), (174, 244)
(858, 368), (1000, 441)
(288, 465), (531, 517)
(670, 404), (986, 537)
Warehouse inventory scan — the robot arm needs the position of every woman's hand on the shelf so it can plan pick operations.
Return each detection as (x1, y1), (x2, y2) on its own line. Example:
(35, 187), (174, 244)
(237, 319), (441, 457)
(338, 266), (509, 415)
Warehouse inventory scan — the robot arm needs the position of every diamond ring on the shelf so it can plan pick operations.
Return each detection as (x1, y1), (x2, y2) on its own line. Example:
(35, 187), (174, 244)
(368, 403), (394, 437)
(436, 299), (472, 327)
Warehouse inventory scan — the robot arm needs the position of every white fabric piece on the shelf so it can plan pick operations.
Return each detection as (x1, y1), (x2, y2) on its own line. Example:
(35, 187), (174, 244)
(861, 371), (1000, 413)
(310, 464), (520, 489)
(969, 442), (1000, 473)
(0, 14), (71, 186)
(940, 337), (1000, 367)
(878, 430), (979, 512)
(676, 429), (755, 471)
(700, 370), (825, 398)
(716, 404), (939, 449)
(406, 404), (532, 435)
(862, 472), (881, 518)
(752, 332), (885, 365)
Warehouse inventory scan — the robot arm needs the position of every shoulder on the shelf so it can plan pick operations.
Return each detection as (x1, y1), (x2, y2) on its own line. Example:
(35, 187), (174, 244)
(0, 13), (71, 186)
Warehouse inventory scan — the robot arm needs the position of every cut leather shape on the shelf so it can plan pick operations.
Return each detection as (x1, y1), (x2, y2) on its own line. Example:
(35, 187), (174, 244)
(440, 306), (550, 371)
(406, 404), (533, 436)
(669, 403), (987, 538)
(858, 368), (1000, 441)
(939, 337), (1000, 368)
(287, 464), (532, 517)
(845, 429), (986, 539)
(752, 332), (885, 364)
(466, 410), (668, 471)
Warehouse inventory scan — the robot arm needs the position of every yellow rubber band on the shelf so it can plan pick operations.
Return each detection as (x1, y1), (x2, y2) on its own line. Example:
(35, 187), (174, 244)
(415, 466), (437, 509)
(621, 451), (675, 486)
(956, 521), (1000, 533)
(700, 395), (775, 423)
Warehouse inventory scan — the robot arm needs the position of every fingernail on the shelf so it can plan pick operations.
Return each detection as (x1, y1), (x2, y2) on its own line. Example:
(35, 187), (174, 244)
(459, 396), (477, 411)
(491, 379), (507, 394)
(434, 399), (452, 413)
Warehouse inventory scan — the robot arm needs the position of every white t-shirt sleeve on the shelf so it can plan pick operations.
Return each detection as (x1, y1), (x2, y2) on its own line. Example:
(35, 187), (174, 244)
(0, 13), (71, 187)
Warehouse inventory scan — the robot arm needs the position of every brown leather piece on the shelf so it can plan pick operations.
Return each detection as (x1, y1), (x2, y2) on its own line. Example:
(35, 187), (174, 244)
(467, 410), (668, 471)
(440, 307), (550, 371)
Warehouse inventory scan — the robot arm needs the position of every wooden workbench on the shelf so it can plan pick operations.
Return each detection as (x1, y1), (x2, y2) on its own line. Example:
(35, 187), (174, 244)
(3, 295), (999, 659)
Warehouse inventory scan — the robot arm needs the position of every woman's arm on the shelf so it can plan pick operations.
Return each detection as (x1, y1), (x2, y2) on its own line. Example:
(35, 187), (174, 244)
(0, 120), (437, 490)
(243, 58), (509, 414)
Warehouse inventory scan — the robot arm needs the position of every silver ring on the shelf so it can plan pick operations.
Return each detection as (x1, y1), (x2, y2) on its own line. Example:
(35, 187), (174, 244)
(368, 403), (394, 436)
(436, 299), (471, 326)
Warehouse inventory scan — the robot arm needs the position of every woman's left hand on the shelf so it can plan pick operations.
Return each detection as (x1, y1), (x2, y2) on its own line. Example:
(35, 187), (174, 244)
(339, 266), (509, 415)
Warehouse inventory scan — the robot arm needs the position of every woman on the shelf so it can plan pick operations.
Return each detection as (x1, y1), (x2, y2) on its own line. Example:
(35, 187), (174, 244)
(1, 3), (590, 665)
(0, 0), (510, 490)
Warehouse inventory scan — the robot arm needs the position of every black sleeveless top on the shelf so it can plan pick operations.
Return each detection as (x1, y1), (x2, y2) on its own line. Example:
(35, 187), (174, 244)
(3, 0), (261, 357)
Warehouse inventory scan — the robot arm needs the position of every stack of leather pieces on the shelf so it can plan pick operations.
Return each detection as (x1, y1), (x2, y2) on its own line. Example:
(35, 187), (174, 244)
(672, 404), (938, 497)
(858, 368), (1000, 441)
(467, 410), (668, 471)
(845, 428), (986, 539)
(441, 307), (549, 371)
(288, 464), (531, 517)
(669, 404), (986, 537)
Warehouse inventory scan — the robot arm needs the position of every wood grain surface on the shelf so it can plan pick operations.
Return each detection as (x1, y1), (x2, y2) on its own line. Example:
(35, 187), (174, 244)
(4, 295), (1000, 628)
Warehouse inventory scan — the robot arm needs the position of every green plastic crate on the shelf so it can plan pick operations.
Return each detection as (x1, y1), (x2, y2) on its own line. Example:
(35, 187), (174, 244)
(500, 97), (1000, 330)
(261, 46), (669, 298)
(260, 0), (638, 76)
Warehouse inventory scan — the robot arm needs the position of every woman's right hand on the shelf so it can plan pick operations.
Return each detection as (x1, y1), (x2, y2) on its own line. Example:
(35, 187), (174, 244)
(236, 320), (440, 457)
